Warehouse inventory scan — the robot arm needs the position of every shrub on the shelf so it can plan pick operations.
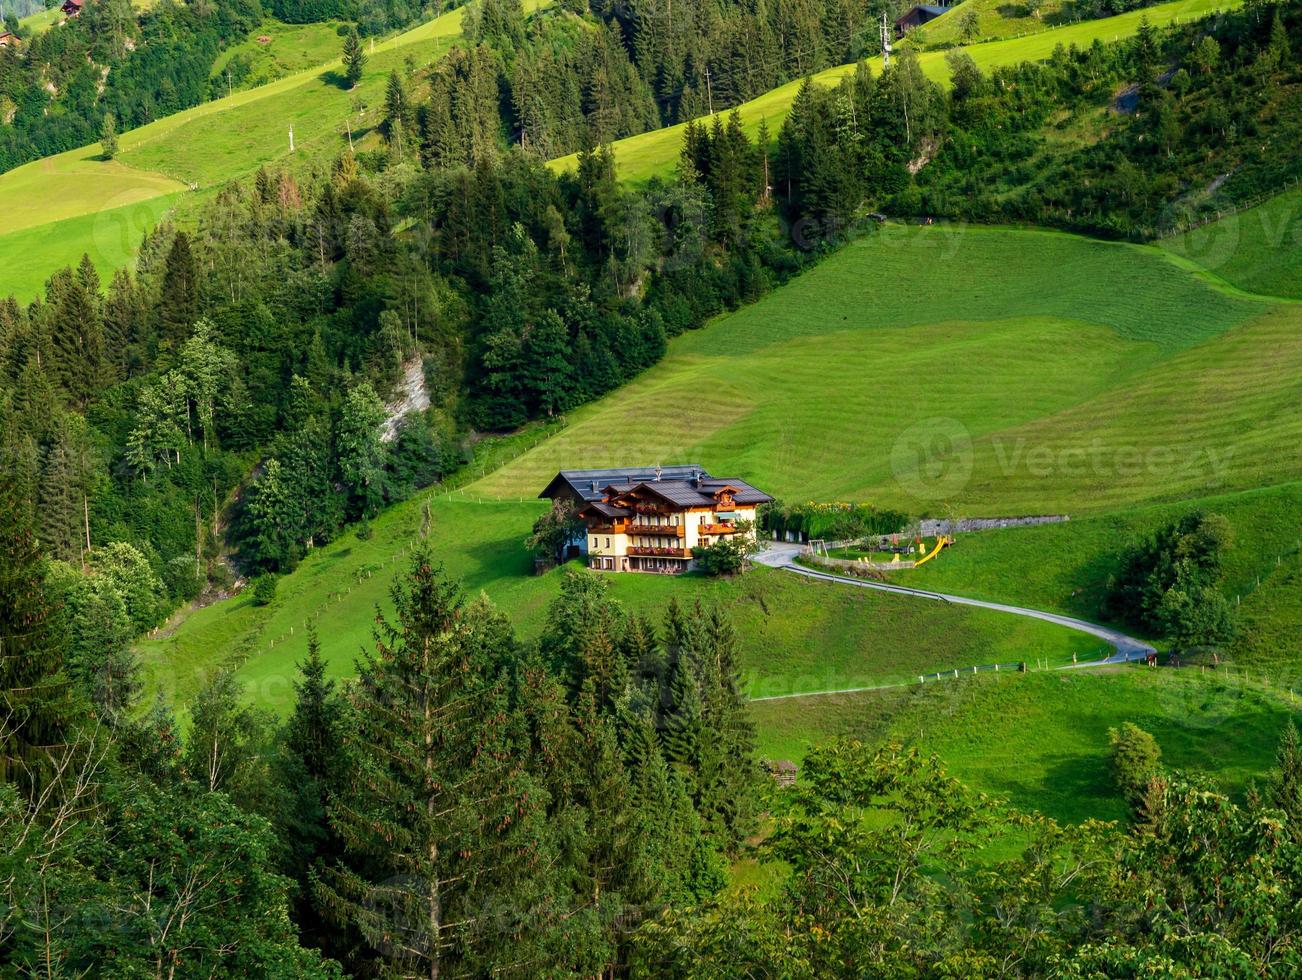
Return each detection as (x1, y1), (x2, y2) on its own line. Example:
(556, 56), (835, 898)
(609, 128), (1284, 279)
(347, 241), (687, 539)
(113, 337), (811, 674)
(1109, 722), (1163, 809)
(252, 574), (278, 606)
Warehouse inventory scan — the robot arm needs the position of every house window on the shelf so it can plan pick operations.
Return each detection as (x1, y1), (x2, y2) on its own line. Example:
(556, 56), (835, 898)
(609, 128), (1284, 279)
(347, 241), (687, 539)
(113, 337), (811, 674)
(605, 537), (611, 549)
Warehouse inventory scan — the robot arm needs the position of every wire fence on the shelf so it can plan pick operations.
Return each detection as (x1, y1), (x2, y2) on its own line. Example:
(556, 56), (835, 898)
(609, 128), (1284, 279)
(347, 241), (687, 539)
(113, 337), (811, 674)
(1130, 174), (1302, 241)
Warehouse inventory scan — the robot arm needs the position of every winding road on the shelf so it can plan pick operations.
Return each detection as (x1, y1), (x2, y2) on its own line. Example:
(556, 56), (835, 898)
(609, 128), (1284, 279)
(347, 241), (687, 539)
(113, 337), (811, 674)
(753, 542), (1155, 679)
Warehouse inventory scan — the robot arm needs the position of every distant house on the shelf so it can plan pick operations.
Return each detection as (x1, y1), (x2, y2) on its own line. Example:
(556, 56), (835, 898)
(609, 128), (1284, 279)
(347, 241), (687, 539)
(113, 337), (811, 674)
(0, 32), (17, 47)
(539, 465), (773, 574)
(894, 3), (949, 37)
(61, 0), (85, 16)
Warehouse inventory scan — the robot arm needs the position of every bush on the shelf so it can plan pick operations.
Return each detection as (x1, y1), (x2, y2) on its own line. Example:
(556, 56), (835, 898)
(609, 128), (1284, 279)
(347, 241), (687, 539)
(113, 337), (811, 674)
(1109, 722), (1162, 809)
(1107, 511), (1236, 648)
(692, 537), (751, 577)
(252, 574), (278, 606)
(164, 555), (204, 603)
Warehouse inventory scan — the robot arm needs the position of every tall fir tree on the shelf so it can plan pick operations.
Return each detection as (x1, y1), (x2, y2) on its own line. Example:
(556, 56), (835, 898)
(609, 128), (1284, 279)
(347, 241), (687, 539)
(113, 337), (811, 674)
(317, 556), (561, 976)
(0, 471), (76, 792)
(45, 265), (106, 410)
(342, 28), (366, 89)
(158, 231), (198, 349)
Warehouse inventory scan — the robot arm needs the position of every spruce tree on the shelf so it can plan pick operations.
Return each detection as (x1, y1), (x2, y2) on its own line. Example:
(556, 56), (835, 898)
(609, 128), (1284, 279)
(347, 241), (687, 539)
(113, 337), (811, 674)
(283, 627), (347, 950)
(620, 613), (664, 690)
(540, 569), (626, 698)
(567, 683), (650, 970)
(317, 555), (560, 976)
(0, 471), (75, 792)
(699, 604), (760, 846)
(662, 651), (704, 776)
(45, 265), (106, 409)
(103, 268), (144, 379)
(342, 28), (366, 89)
(383, 70), (413, 155)
(159, 231), (198, 348)
(623, 712), (711, 904)
(286, 626), (343, 784)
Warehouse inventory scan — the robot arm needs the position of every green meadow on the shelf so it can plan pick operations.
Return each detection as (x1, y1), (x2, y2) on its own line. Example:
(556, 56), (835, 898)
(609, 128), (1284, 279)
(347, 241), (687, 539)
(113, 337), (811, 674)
(472, 223), (1297, 515)
(548, 0), (1243, 183)
(898, 482), (1302, 626)
(210, 21), (348, 95)
(916, 0), (1081, 48)
(750, 668), (1300, 823)
(0, 191), (193, 302)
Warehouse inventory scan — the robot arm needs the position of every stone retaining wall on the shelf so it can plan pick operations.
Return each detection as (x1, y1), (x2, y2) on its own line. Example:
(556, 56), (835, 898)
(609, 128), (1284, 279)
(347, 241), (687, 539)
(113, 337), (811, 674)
(918, 515), (1069, 536)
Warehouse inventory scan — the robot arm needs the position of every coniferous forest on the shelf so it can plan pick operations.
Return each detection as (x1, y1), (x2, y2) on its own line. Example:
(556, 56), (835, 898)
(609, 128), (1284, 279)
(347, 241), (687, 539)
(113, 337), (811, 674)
(1, 0), (1301, 973)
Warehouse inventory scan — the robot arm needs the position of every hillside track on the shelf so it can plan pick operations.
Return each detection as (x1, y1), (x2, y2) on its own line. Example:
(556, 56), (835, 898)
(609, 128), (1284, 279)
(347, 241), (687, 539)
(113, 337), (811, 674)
(754, 541), (1155, 666)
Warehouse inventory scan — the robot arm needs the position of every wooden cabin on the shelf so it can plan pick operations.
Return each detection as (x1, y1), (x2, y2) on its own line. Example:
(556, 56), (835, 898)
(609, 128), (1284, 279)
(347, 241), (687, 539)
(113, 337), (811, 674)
(894, 3), (949, 37)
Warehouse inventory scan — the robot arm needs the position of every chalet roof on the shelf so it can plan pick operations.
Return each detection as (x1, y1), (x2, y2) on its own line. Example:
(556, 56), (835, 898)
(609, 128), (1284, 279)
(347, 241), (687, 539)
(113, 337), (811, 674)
(894, 3), (947, 26)
(539, 465), (706, 503)
(580, 501), (633, 519)
(542, 465), (772, 510)
(612, 478), (772, 509)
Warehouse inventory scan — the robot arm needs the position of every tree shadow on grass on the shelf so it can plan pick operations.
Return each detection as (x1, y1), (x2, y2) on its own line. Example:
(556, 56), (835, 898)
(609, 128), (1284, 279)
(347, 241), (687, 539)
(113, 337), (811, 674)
(458, 530), (538, 590)
(984, 753), (1123, 825)
(321, 69), (351, 90)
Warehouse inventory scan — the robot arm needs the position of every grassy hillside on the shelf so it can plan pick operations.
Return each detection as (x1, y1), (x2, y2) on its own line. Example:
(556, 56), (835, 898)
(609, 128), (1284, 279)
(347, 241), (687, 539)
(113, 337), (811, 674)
(915, 0), (1079, 47)
(210, 21), (347, 96)
(548, 0), (1242, 183)
(1162, 186), (1302, 301)
(140, 494), (1099, 713)
(751, 668), (1299, 823)
(471, 223), (1297, 514)
(0, 191), (190, 302)
(0, 0), (552, 300)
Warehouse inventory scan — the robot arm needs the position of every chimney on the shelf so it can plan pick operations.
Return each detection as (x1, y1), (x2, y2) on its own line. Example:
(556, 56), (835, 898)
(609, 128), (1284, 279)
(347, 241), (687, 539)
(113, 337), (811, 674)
(590, 481), (598, 493)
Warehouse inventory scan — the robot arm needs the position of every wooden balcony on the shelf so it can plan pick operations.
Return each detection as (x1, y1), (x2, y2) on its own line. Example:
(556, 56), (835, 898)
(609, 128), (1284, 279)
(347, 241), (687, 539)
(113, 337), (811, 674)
(627, 524), (685, 538)
(589, 523), (632, 535)
(699, 523), (739, 535)
(627, 546), (691, 558)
